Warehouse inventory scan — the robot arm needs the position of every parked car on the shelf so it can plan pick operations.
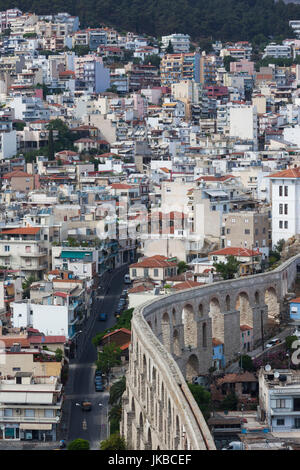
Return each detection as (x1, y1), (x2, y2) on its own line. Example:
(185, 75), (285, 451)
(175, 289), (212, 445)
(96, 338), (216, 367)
(95, 369), (103, 377)
(124, 274), (131, 284)
(266, 338), (281, 348)
(222, 441), (245, 450)
(95, 381), (105, 392)
(98, 312), (107, 321)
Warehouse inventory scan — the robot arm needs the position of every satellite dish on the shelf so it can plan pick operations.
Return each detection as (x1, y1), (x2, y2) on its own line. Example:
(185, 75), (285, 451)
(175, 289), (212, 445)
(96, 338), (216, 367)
(265, 364), (271, 372)
(274, 371), (280, 379)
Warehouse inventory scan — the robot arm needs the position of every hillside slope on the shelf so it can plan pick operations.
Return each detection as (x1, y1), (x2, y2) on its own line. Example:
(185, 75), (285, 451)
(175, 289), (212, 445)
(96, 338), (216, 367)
(5, 0), (300, 41)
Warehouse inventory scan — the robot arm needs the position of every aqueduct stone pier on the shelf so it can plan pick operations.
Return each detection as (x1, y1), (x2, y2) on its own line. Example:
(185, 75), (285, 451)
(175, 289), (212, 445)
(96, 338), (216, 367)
(120, 254), (300, 450)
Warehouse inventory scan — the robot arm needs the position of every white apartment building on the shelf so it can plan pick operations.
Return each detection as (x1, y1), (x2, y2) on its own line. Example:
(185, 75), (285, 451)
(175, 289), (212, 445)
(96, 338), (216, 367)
(263, 43), (292, 59)
(9, 96), (50, 122)
(269, 166), (300, 247)
(161, 33), (190, 53)
(229, 105), (258, 149)
(259, 368), (300, 434)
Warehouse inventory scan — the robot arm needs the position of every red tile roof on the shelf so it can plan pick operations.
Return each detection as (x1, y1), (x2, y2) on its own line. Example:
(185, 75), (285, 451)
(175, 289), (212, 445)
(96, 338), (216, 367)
(173, 281), (204, 290)
(29, 335), (66, 344)
(130, 255), (177, 269)
(269, 166), (300, 179)
(210, 247), (261, 257)
(240, 324), (253, 331)
(0, 227), (40, 235)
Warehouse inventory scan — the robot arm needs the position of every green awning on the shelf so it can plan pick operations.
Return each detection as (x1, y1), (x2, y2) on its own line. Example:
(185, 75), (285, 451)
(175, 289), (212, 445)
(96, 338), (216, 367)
(60, 251), (92, 259)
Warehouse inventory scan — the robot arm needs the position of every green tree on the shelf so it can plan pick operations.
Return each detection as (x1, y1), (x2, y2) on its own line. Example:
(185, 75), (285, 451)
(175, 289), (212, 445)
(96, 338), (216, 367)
(219, 392), (238, 411)
(22, 275), (36, 299)
(240, 354), (254, 372)
(274, 239), (285, 253)
(109, 376), (126, 406)
(177, 261), (188, 274)
(213, 255), (241, 280)
(95, 342), (122, 375)
(223, 55), (237, 72)
(286, 335), (298, 353)
(165, 41), (174, 54)
(144, 54), (161, 67)
(188, 384), (211, 421)
(67, 438), (90, 450)
(55, 348), (63, 362)
(100, 433), (127, 450)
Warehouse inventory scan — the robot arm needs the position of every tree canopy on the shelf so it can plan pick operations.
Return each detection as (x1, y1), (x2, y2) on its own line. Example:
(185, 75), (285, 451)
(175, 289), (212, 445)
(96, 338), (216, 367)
(2, 0), (300, 43)
(213, 255), (241, 280)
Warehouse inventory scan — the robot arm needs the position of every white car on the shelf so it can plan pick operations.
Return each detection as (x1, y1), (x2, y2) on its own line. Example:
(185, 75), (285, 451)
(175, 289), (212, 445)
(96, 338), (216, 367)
(265, 338), (281, 348)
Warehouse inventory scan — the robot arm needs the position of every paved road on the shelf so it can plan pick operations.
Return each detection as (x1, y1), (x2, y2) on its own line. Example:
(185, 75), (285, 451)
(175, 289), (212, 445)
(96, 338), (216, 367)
(226, 325), (295, 373)
(65, 266), (128, 450)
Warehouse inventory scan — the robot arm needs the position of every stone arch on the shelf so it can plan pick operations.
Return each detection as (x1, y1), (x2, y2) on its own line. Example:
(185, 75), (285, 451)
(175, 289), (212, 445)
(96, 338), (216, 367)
(182, 304), (197, 348)
(173, 329), (181, 356)
(161, 312), (171, 352)
(186, 354), (199, 382)
(236, 291), (253, 328)
(167, 399), (172, 447)
(225, 295), (231, 311)
(209, 297), (224, 343)
(142, 354), (147, 402)
(255, 290), (260, 305)
(265, 286), (280, 321)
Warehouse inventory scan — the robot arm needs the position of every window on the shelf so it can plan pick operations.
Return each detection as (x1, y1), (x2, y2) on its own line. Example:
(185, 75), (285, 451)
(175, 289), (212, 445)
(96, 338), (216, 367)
(276, 399), (286, 408)
(144, 268), (149, 277)
(231, 218), (236, 223)
(279, 204), (283, 214)
(279, 221), (283, 229)
(255, 229), (258, 235)
(245, 229), (250, 234)
(279, 185), (283, 196)
(154, 268), (159, 277)
(212, 205), (216, 211)
(284, 204), (288, 215)
(276, 419), (285, 426)
(284, 186), (288, 196)
(226, 229), (230, 234)
(284, 221), (288, 229)
(294, 398), (300, 411)
(4, 246), (10, 252)
(44, 409), (54, 418)
(4, 409), (12, 417)
(295, 418), (300, 429)
(244, 219), (249, 223)
(25, 246), (31, 253)
(25, 409), (35, 417)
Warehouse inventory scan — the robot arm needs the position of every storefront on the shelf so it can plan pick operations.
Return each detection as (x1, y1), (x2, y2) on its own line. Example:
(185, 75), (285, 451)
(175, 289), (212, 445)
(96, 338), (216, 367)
(19, 423), (55, 441)
(0, 424), (20, 439)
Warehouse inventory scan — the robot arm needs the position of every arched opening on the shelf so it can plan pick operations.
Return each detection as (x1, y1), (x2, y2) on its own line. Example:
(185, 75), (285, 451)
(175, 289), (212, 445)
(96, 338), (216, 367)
(236, 292), (253, 328)
(173, 329), (181, 356)
(142, 355), (147, 402)
(167, 399), (172, 448)
(172, 308), (177, 326)
(175, 415), (180, 450)
(225, 295), (231, 311)
(137, 412), (144, 450)
(209, 297), (224, 343)
(202, 322), (207, 348)
(146, 428), (152, 450)
(161, 312), (171, 352)
(255, 291), (260, 305)
(147, 320), (152, 330)
(182, 304), (197, 349)
(186, 354), (199, 382)
(265, 287), (280, 322)
(199, 303), (204, 317)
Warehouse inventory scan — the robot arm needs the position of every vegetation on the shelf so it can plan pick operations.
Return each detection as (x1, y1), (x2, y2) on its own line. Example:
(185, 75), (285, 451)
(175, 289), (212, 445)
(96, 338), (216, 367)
(92, 308), (133, 347)
(218, 392), (238, 411)
(188, 383), (211, 421)
(285, 335), (299, 353)
(109, 376), (126, 406)
(177, 261), (188, 274)
(55, 348), (63, 362)
(2, 0), (300, 43)
(22, 275), (36, 298)
(100, 433), (127, 450)
(240, 354), (255, 372)
(213, 255), (241, 280)
(95, 342), (122, 375)
(67, 438), (90, 450)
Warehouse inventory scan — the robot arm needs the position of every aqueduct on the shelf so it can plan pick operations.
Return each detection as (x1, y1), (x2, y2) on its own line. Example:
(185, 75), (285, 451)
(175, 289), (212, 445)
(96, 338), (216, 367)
(120, 254), (300, 450)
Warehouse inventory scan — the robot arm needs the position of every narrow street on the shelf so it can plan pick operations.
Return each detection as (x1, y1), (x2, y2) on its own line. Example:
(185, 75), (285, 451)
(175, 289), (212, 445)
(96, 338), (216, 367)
(63, 266), (128, 450)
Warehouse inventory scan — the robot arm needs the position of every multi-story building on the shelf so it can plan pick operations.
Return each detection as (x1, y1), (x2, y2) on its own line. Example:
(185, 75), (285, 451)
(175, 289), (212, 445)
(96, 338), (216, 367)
(161, 34), (190, 53)
(74, 55), (110, 93)
(263, 43), (292, 59)
(221, 209), (270, 257)
(259, 368), (300, 433)
(160, 52), (200, 86)
(229, 105), (258, 150)
(0, 372), (63, 441)
(269, 166), (300, 247)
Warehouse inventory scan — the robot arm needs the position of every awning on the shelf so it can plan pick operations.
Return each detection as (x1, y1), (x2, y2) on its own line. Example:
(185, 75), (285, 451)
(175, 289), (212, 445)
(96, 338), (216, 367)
(60, 251), (91, 259)
(204, 190), (228, 197)
(20, 423), (53, 430)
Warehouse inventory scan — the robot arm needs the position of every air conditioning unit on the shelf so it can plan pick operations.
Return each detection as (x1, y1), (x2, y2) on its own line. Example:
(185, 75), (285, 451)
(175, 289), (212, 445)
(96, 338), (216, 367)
(15, 409), (21, 413)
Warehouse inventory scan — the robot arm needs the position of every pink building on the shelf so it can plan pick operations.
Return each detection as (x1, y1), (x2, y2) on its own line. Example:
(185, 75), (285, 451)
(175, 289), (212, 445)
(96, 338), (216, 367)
(230, 59), (255, 76)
